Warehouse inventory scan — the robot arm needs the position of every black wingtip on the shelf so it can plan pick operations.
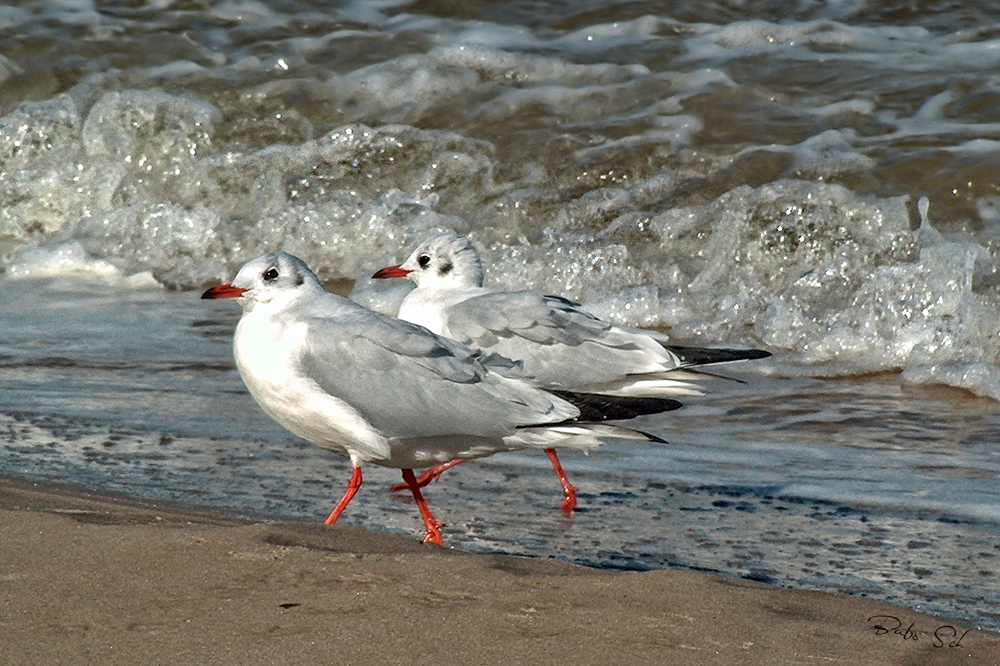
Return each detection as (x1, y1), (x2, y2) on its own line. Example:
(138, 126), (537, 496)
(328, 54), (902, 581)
(663, 344), (771, 367)
(550, 390), (682, 423)
(630, 429), (668, 444)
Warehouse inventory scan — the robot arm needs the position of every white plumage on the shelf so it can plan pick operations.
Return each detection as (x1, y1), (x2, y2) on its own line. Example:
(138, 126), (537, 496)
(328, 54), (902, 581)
(373, 233), (770, 510)
(204, 251), (681, 543)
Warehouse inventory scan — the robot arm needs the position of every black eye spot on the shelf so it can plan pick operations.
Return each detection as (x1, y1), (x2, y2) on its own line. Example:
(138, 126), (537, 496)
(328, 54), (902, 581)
(417, 254), (431, 268)
(439, 260), (453, 276)
(263, 267), (279, 282)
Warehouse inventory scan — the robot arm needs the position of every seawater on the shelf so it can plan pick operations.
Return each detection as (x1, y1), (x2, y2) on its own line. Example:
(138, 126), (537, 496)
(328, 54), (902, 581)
(2, 0), (1000, 631)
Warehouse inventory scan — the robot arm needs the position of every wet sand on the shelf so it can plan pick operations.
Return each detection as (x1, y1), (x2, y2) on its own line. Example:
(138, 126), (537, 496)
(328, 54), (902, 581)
(0, 479), (995, 666)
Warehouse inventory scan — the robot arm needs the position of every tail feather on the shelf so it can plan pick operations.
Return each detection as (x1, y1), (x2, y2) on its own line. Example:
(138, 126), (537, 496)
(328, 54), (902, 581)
(571, 371), (708, 397)
(509, 423), (662, 451)
(673, 367), (749, 384)
(511, 392), (678, 448)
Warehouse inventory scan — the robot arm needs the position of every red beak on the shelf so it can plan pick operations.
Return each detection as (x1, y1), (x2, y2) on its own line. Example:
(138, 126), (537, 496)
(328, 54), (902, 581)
(201, 284), (249, 299)
(372, 265), (412, 279)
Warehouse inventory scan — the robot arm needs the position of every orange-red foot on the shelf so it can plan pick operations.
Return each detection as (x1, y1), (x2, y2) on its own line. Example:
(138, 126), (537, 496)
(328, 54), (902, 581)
(390, 459), (466, 492)
(422, 525), (444, 545)
(545, 449), (578, 516)
(400, 468), (445, 545)
(324, 465), (363, 525)
(558, 486), (578, 517)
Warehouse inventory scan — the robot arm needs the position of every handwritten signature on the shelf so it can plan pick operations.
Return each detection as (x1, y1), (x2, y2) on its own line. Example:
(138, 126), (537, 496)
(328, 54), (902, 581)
(868, 615), (972, 648)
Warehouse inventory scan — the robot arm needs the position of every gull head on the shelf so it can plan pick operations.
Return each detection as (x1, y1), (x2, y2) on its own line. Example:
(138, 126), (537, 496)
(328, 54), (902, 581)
(373, 232), (485, 289)
(202, 251), (323, 313)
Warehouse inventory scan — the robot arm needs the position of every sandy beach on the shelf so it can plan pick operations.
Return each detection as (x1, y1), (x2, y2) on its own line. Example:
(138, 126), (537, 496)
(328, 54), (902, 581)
(0, 479), (994, 666)
(6, 3), (1000, 663)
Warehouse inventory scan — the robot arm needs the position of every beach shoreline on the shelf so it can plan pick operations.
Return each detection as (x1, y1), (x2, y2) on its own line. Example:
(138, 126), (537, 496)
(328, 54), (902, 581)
(0, 478), (994, 666)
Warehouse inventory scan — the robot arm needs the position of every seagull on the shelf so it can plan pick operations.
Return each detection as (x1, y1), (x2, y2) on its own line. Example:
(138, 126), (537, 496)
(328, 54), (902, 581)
(203, 251), (682, 544)
(373, 232), (770, 510)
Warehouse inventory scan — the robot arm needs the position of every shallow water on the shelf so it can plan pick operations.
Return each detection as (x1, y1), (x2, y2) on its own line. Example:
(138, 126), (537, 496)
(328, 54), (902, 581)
(2, 0), (1000, 632)
(4, 278), (1000, 631)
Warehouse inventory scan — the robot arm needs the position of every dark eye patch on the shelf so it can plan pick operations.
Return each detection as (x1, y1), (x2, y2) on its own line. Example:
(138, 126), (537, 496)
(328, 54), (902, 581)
(263, 267), (279, 282)
(438, 260), (453, 276)
(417, 254), (431, 268)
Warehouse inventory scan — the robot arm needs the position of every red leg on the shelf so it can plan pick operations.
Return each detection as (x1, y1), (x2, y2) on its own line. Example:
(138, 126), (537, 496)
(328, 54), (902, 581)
(400, 468), (444, 545)
(389, 459), (466, 492)
(324, 465), (363, 525)
(544, 448), (578, 516)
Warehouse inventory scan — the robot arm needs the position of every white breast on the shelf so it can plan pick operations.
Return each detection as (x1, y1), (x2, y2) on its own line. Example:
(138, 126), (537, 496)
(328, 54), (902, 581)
(233, 313), (392, 463)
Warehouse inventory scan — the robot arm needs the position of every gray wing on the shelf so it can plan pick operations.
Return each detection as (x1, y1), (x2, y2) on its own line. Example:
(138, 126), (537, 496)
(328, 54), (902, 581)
(297, 306), (577, 440)
(440, 291), (682, 388)
(442, 292), (610, 347)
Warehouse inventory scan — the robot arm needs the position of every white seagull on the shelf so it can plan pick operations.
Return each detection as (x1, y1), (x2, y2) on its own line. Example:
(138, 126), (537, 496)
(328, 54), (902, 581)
(203, 252), (682, 544)
(373, 232), (770, 511)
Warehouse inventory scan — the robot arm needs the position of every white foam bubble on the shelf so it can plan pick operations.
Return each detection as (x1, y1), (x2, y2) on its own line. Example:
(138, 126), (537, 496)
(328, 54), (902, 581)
(6, 240), (157, 288)
(787, 129), (877, 179)
(325, 42), (650, 126)
(582, 285), (692, 330)
(486, 238), (644, 303)
(635, 180), (1000, 388)
(81, 90), (220, 167)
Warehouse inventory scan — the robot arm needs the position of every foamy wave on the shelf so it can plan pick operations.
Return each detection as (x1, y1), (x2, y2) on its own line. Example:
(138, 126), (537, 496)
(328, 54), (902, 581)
(901, 363), (1000, 402)
(3, 5), (1000, 399)
(4, 85), (1000, 399)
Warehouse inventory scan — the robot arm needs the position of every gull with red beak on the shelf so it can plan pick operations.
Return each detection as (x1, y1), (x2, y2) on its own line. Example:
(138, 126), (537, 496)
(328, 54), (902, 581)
(203, 251), (682, 544)
(374, 233), (770, 513)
